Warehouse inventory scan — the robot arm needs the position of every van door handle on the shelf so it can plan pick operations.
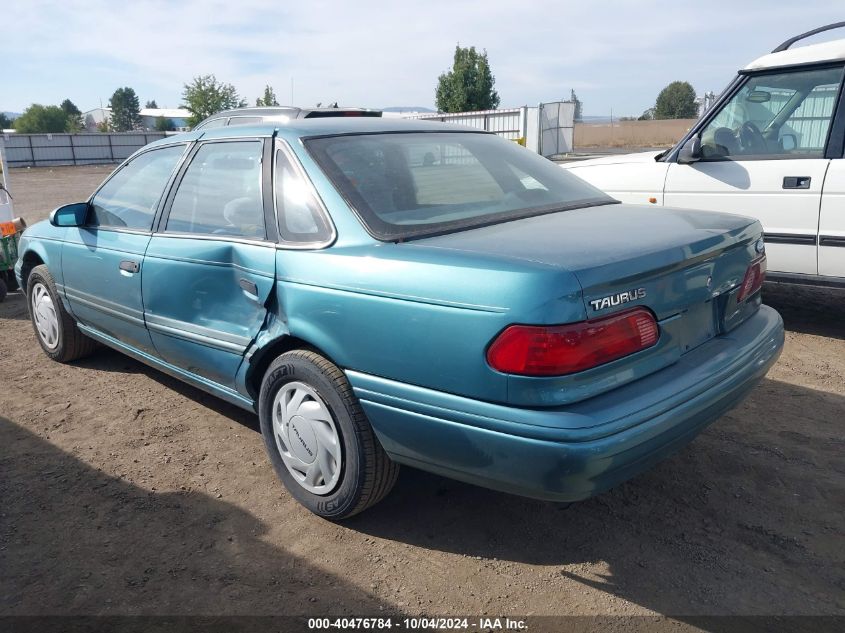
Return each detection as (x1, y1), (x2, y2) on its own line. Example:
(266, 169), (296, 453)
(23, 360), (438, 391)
(239, 278), (258, 296)
(119, 260), (140, 273)
(783, 176), (811, 189)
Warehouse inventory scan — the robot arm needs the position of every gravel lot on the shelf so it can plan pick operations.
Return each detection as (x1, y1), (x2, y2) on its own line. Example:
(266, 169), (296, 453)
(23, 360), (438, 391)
(1, 166), (843, 621)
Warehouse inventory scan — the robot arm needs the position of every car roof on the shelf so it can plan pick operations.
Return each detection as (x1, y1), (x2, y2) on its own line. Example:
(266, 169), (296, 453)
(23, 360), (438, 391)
(200, 106), (381, 121)
(744, 38), (845, 71)
(213, 106), (300, 118)
(144, 117), (490, 150)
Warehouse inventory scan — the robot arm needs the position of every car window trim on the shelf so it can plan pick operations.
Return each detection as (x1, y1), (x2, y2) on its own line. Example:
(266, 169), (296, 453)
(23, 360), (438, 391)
(667, 61), (845, 163)
(273, 138), (337, 250)
(155, 137), (273, 242)
(85, 142), (192, 233)
(149, 231), (275, 248)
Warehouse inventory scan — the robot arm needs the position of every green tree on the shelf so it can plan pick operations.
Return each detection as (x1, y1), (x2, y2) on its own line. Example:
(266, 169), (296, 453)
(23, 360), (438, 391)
(60, 98), (83, 132)
(255, 85), (279, 106)
(155, 117), (175, 132)
(13, 104), (69, 133)
(570, 89), (583, 122)
(638, 107), (655, 121)
(109, 87), (142, 131)
(653, 81), (698, 119)
(181, 74), (245, 126)
(0, 113), (11, 129)
(435, 45), (500, 113)
(145, 100), (158, 109)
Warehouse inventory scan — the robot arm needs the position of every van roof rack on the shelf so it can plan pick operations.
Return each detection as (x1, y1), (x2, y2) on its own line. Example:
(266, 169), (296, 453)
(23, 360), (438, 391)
(773, 21), (845, 53)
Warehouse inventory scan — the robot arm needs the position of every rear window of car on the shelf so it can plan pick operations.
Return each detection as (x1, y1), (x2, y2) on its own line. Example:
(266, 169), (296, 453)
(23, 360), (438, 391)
(305, 132), (614, 240)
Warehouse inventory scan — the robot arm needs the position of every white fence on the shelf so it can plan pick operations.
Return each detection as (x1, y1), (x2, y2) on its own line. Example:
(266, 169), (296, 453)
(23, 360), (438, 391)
(1, 132), (166, 167)
(403, 101), (575, 157)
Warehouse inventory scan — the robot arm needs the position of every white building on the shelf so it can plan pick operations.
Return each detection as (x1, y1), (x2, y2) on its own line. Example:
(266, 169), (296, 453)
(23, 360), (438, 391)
(82, 107), (191, 132)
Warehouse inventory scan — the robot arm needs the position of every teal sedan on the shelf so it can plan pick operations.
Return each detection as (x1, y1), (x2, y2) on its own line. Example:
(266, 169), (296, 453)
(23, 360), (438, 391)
(15, 119), (784, 519)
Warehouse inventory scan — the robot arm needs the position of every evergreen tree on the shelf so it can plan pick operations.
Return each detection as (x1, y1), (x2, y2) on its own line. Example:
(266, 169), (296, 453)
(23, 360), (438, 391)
(435, 46), (500, 113)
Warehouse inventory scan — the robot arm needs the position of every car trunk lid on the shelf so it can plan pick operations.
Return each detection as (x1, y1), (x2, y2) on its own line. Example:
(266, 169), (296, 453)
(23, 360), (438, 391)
(414, 204), (764, 405)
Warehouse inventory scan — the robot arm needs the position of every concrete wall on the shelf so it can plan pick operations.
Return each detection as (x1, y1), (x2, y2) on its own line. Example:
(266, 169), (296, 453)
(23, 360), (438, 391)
(574, 118), (697, 149)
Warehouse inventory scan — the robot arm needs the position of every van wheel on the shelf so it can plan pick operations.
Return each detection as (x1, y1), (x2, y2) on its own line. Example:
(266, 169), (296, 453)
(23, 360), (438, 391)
(27, 265), (97, 362)
(258, 350), (399, 520)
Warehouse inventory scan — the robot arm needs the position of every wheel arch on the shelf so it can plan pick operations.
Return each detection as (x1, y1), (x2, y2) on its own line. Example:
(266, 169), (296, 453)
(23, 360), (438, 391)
(19, 249), (46, 294)
(245, 333), (340, 402)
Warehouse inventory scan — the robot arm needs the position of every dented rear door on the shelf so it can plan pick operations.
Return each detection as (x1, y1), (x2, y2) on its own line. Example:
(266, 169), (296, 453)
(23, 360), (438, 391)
(141, 137), (276, 389)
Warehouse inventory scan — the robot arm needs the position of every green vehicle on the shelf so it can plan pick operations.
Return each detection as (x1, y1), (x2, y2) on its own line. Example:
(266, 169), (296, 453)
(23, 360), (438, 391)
(0, 140), (21, 301)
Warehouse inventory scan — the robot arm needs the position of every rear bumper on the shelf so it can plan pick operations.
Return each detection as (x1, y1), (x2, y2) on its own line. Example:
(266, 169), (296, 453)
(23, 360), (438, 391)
(348, 305), (784, 502)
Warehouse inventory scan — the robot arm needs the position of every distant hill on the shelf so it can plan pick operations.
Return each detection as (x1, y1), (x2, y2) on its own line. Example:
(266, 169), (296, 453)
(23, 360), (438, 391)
(381, 106), (436, 113)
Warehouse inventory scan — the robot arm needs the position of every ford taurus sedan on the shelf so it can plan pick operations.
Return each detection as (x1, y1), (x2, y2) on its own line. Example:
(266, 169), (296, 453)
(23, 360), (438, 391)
(15, 118), (784, 519)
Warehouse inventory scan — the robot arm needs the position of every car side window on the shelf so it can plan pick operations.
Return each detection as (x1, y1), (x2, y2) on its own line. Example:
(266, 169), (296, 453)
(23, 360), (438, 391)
(166, 140), (265, 239)
(89, 145), (185, 230)
(274, 148), (333, 245)
(698, 66), (844, 160)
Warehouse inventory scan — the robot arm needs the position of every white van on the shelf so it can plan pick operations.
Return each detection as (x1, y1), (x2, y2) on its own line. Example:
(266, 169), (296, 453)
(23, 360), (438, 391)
(563, 23), (845, 288)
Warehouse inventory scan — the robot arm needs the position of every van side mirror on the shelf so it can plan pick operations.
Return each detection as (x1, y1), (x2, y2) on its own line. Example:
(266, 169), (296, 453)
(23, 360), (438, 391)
(677, 137), (702, 164)
(49, 202), (89, 227)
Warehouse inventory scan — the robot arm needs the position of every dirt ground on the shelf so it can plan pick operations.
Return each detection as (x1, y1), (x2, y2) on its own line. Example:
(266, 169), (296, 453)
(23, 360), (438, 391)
(1, 166), (843, 622)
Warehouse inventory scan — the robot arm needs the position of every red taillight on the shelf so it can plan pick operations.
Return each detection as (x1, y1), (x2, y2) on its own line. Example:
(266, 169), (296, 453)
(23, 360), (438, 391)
(736, 256), (767, 302)
(486, 308), (659, 376)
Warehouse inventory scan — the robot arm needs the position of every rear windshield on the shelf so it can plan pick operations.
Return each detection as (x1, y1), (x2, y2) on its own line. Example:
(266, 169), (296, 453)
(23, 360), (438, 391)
(305, 132), (614, 240)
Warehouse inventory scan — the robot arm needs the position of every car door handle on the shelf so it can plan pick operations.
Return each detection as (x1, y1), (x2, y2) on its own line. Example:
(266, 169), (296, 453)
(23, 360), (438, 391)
(238, 278), (258, 296)
(783, 176), (811, 189)
(119, 260), (140, 273)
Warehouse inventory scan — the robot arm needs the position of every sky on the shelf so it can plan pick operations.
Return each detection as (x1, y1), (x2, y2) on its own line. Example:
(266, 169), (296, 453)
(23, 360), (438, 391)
(2, 1), (844, 117)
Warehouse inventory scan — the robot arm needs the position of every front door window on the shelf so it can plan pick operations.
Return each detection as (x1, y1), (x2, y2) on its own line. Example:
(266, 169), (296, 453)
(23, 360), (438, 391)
(699, 66), (844, 159)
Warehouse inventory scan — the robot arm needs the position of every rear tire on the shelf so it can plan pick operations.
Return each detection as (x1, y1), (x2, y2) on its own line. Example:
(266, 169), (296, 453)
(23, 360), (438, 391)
(0, 277), (6, 303)
(27, 265), (97, 362)
(258, 349), (399, 520)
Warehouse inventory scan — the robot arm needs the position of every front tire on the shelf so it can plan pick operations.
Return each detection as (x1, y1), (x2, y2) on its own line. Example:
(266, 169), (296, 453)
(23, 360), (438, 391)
(27, 265), (96, 362)
(258, 350), (399, 520)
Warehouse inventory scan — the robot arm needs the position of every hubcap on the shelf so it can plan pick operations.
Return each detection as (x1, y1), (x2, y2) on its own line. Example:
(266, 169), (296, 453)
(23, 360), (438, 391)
(31, 283), (59, 350)
(272, 381), (342, 495)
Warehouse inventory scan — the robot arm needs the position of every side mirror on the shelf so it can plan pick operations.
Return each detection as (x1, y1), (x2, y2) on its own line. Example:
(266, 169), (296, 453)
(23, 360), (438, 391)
(49, 202), (89, 227)
(781, 133), (797, 151)
(677, 137), (702, 164)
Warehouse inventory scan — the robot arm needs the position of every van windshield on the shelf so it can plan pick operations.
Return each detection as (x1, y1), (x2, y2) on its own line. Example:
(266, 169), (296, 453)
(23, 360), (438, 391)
(305, 132), (615, 240)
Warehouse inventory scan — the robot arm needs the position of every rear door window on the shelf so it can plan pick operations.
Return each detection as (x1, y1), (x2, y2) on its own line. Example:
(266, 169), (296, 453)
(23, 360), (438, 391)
(165, 140), (266, 239)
